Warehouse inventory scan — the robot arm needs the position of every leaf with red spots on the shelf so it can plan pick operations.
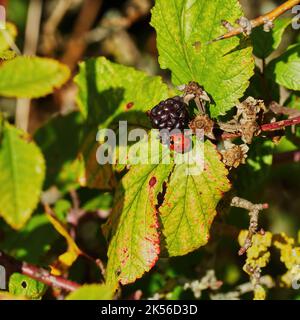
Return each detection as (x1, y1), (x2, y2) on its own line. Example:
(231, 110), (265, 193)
(75, 57), (169, 126)
(75, 57), (169, 188)
(103, 139), (173, 287)
(159, 140), (231, 256)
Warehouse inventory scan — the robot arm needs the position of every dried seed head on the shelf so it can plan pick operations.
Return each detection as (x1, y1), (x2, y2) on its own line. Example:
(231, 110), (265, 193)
(182, 81), (211, 103)
(189, 114), (215, 139)
(236, 97), (266, 122)
(221, 143), (249, 169)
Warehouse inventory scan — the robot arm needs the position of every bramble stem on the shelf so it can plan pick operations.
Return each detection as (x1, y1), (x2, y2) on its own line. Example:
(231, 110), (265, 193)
(0, 250), (80, 292)
(212, 0), (300, 42)
(261, 116), (300, 131)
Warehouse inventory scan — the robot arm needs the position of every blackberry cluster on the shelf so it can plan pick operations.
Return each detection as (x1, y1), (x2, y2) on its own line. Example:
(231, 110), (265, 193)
(148, 97), (190, 131)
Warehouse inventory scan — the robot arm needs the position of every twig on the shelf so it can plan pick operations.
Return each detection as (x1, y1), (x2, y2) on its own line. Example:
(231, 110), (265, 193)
(15, 0), (42, 132)
(210, 275), (274, 300)
(41, 0), (77, 56)
(231, 197), (268, 255)
(269, 101), (300, 118)
(212, 0), (300, 42)
(220, 116), (300, 140)
(61, 0), (103, 72)
(85, 0), (151, 43)
(261, 116), (300, 131)
(0, 250), (80, 292)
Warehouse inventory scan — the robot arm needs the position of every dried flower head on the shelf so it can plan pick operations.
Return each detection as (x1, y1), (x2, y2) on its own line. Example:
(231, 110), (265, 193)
(221, 142), (249, 168)
(189, 114), (215, 139)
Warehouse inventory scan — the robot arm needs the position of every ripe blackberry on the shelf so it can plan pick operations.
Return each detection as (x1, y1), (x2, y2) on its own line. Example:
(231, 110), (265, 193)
(148, 97), (190, 131)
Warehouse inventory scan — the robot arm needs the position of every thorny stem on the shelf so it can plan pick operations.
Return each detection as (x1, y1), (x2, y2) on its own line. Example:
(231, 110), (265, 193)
(220, 115), (300, 140)
(212, 0), (300, 42)
(261, 116), (300, 131)
(0, 250), (80, 292)
(231, 197), (268, 256)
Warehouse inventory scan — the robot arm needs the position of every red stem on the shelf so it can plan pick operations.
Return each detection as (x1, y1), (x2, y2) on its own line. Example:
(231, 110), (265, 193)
(0, 250), (80, 292)
(261, 116), (300, 131)
(220, 116), (300, 140)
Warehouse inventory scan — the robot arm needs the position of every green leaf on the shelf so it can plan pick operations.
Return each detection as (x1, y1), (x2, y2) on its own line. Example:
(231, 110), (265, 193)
(0, 122), (45, 229)
(251, 18), (291, 59)
(0, 56), (70, 98)
(34, 112), (83, 192)
(245, 66), (280, 102)
(104, 138), (173, 286)
(75, 57), (169, 189)
(234, 139), (274, 196)
(66, 284), (115, 300)
(151, 0), (254, 117)
(0, 213), (60, 264)
(266, 44), (300, 91)
(83, 192), (113, 212)
(75, 57), (169, 124)
(9, 273), (47, 300)
(160, 140), (230, 256)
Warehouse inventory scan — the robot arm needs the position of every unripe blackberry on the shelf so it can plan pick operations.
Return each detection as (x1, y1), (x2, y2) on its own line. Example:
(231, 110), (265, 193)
(148, 97), (190, 131)
(170, 133), (192, 153)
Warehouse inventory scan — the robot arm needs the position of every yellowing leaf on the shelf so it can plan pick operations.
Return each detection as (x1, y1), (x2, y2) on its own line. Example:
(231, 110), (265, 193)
(0, 292), (27, 300)
(160, 141), (230, 256)
(46, 212), (82, 275)
(0, 56), (70, 98)
(0, 122), (45, 229)
(273, 232), (300, 287)
(238, 230), (272, 269)
(104, 138), (173, 287)
(66, 284), (115, 300)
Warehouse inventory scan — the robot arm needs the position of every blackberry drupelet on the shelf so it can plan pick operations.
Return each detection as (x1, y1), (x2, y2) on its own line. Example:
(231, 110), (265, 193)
(148, 96), (190, 131)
